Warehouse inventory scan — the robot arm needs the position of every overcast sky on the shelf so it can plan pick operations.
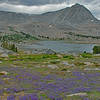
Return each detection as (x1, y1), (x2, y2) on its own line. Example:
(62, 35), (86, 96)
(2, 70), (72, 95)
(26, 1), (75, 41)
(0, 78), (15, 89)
(0, 0), (100, 19)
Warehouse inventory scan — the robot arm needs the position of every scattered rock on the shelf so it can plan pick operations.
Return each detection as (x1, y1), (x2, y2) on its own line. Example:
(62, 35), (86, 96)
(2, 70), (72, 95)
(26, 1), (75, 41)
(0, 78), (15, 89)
(62, 61), (69, 66)
(81, 73), (85, 75)
(70, 64), (75, 67)
(84, 62), (94, 66)
(0, 53), (8, 57)
(48, 65), (58, 69)
(24, 51), (32, 54)
(31, 49), (56, 54)
(57, 54), (63, 58)
(3, 78), (10, 81)
(62, 61), (75, 67)
(0, 71), (8, 75)
(94, 54), (100, 56)
(67, 93), (87, 97)
(84, 68), (100, 71)
(0, 49), (4, 53)
(67, 70), (71, 73)
(0, 61), (2, 64)
(42, 49), (56, 54)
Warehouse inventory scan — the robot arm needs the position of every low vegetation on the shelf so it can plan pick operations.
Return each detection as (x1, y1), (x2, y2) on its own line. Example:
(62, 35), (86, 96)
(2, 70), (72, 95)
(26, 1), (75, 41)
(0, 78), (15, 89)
(81, 53), (93, 58)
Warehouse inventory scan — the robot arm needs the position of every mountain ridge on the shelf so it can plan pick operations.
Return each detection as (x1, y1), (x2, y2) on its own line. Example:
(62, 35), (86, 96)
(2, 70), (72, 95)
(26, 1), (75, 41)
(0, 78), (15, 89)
(0, 3), (100, 41)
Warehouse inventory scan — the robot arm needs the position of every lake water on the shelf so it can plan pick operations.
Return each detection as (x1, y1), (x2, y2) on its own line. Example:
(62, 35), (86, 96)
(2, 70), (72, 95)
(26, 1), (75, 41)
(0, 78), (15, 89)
(21, 41), (95, 54)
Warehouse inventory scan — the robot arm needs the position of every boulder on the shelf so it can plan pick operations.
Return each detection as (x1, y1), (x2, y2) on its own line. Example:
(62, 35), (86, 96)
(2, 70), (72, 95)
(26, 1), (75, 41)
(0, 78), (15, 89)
(62, 61), (75, 67)
(67, 93), (87, 97)
(62, 61), (69, 66)
(43, 49), (56, 54)
(0, 71), (8, 75)
(0, 61), (2, 64)
(84, 62), (94, 66)
(37, 49), (56, 54)
(57, 54), (63, 58)
(48, 65), (58, 69)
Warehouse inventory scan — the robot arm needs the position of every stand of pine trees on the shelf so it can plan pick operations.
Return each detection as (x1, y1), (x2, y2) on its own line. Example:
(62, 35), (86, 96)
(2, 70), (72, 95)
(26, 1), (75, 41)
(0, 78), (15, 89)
(1, 41), (17, 52)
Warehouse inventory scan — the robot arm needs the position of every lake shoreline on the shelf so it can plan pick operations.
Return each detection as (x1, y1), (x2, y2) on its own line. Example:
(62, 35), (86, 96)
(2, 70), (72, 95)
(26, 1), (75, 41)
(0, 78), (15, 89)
(17, 40), (97, 54)
(20, 39), (100, 45)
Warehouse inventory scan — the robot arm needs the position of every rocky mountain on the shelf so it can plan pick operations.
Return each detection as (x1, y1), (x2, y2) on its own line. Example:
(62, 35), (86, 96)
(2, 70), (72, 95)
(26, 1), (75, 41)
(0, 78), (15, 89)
(0, 3), (100, 41)
(39, 3), (98, 24)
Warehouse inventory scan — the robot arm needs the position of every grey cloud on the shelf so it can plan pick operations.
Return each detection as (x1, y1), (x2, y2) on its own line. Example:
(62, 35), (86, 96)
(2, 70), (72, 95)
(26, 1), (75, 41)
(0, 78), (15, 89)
(0, 2), (68, 14)
(0, 0), (67, 5)
(0, 0), (99, 19)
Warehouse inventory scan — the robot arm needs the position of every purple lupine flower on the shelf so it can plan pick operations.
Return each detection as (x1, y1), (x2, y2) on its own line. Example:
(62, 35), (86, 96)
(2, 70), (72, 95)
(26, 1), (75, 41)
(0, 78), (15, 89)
(19, 96), (28, 100)
(0, 89), (4, 95)
(7, 95), (15, 100)
(83, 98), (89, 100)
(28, 93), (38, 100)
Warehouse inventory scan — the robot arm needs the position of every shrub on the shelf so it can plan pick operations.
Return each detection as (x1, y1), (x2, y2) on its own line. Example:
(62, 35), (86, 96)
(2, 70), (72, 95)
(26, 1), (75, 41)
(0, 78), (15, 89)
(50, 60), (60, 64)
(1, 41), (17, 52)
(63, 55), (74, 60)
(93, 46), (100, 54)
(81, 53), (92, 58)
